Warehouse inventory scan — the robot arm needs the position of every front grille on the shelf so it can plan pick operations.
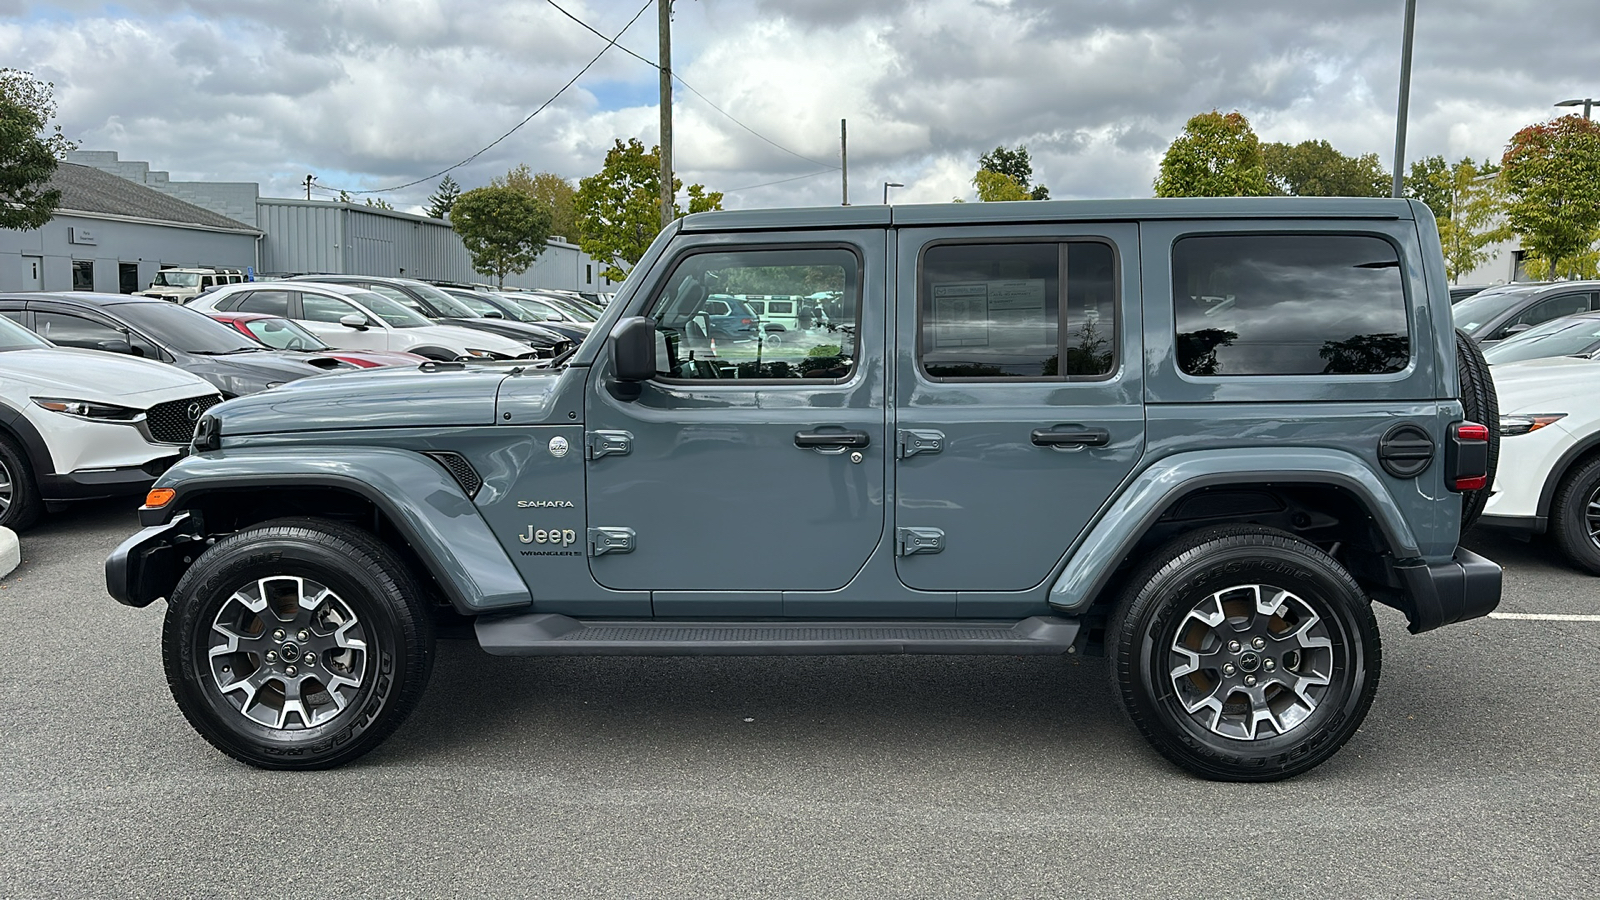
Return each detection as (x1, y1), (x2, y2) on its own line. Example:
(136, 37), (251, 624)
(423, 451), (483, 498)
(145, 394), (222, 444)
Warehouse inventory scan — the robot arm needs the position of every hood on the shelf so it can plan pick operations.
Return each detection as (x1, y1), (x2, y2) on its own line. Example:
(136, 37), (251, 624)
(1490, 356), (1600, 413)
(413, 322), (532, 355)
(211, 362), (564, 437)
(0, 347), (214, 403)
(178, 350), (346, 397)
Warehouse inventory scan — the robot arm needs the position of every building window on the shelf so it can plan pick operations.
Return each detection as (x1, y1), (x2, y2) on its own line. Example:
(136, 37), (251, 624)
(119, 263), (140, 294)
(72, 260), (95, 292)
(586, 264), (593, 285)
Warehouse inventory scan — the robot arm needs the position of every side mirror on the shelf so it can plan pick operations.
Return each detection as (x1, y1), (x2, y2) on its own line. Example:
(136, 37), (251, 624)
(339, 314), (369, 330)
(96, 339), (132, 354)
(609, 316), (657, 399)
(546, 313), (564, 322)
(1505, 322), (1533, 336)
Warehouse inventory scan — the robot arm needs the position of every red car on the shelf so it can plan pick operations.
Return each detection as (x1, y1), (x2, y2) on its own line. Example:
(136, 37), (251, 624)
(207, 312), (427, 368)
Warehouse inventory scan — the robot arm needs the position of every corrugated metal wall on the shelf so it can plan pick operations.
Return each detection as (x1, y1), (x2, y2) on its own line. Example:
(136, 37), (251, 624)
(256, 199), (605, 290)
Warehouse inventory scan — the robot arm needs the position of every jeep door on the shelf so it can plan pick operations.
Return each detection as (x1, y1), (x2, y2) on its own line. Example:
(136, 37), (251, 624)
(892, 224), (1145, 614)
(583, 231), (887, 615)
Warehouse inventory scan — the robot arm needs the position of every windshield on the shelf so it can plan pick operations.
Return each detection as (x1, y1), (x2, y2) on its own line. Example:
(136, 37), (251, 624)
(152, 271), (201, 288)
(1482, 316), (1600, 364)
(405, 282), (484, 318)
(115, 302), (261, 354)
(349, 290), (433, 328)
(243, 317), (331, 352)
(448, 292), (505, 317)
(1453, 287), (1540, 335)
(0, 315), (51, 351)
(540, 295), (598, 322)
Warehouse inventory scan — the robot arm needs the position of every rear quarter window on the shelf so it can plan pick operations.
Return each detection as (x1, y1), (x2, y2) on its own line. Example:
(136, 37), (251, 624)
(1172, 234), (1409, 376)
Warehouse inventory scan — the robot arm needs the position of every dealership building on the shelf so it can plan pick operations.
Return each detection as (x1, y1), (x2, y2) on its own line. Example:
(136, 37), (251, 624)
(1, 150), (611, 295)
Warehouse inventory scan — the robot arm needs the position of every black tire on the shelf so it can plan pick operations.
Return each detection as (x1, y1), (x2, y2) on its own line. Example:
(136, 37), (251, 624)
(1109, 525), (1381, 782)
(1549, 456), (1600, 576)
(162, 517), (435, 769)
(0, 431), (42, 532)
(1456, 327), (1499, 531)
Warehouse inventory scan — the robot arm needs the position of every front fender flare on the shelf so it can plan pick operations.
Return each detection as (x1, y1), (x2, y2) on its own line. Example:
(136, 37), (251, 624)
(149, 447), (531, 614)
(1047, 448), (1421, 613)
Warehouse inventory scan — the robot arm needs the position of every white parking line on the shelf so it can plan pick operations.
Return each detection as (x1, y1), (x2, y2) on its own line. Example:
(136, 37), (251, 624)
(1488, 612), (1600, 622)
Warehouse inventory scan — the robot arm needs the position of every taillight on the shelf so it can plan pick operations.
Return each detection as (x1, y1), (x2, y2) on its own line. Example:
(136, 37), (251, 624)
(1447, 421), (1489, 492)
(741, 318), (754, 325)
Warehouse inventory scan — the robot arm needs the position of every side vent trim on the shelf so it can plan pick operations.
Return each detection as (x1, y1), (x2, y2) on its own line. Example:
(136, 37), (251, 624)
(423, 451), (483, 499)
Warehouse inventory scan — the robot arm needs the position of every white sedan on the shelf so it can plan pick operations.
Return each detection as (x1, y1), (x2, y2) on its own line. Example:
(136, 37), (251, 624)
(190, 281), (536, 361)
(0, 315), (221, 531)
(1480, 355), (1600, 574)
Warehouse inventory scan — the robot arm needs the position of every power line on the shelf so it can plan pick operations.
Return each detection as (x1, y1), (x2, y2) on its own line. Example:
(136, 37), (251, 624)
(721, 169), (837, 194)
(326, 0), (653, 195)
(544, 0), (840, 171)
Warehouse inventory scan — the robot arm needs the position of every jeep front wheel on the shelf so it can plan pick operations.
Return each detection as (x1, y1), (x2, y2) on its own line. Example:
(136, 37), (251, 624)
(1109, 525), (1380, 781)
(162, 518), (435, 769)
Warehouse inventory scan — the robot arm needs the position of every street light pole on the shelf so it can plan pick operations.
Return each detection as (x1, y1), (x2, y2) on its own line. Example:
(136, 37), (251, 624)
(883, 181), (904, 205)
(1391, 0), (1417, 199)
(658, 0), (674, 230)
(1555, 98), (1595, 119)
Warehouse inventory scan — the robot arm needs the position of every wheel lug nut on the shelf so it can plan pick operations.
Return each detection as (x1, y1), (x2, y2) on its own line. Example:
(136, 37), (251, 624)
(1223, 663), (1237, 676)
(273, 629), (285, 641)
(265, 651), (278, 662)
(1252, 637), (1265, 650)
(304, 653), (316, 667)
(1264, 658), (1276, 671)
(1244, 674), (1257, 687)
(286, 665), (297, 677)
(1228, 640), (1242, 653)
(297, 630), (308, 642)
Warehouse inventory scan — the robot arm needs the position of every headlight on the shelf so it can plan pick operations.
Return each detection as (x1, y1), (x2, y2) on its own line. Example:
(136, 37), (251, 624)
(462, 348), (506, 359)
(33, 397), (141, 421)
(1500, 413), (1567, 436)
(265, 382), (286, 389)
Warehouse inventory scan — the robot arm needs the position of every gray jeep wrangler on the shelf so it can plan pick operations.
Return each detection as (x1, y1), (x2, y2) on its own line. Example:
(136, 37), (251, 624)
(107, 197), (1501, 781)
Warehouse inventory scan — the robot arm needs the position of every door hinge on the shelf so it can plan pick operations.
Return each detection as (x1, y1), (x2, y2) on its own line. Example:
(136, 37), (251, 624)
(897, 429), (944, 459)
(586, 430), (633, 460)
(896, 527), (945, 556)
(588, 527), (636, 557)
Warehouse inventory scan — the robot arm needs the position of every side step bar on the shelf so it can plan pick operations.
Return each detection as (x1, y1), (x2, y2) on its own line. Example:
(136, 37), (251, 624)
(475, 613), (1081, 657)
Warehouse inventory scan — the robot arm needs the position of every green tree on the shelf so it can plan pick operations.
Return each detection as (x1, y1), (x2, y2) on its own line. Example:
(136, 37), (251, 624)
(1404, 155), (1500, 222)
(575, 138), (723, 282)
(493, 164), (581, 242)
(1500, 115), (1600, 280)
(1154, 110), (1270, 198)
(364, 197), (394, 210)
(449, 186), (552, 287)
(426, 175), (460, 218)
(973, 169), (1030, 201)
(1261, 139), (1388, 198)
(1430, 159), (1511, 282)
(0, 68), (76, 231)
(977, 145), (1048, 199)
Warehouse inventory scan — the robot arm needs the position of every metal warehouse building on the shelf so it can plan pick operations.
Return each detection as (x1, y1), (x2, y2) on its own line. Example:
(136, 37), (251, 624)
(0, 163), (260, 293)
(29, 151), (610, 293)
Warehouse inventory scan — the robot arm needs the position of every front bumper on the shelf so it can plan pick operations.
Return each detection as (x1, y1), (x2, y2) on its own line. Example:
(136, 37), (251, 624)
(105, 512), (201, 608)
(1392, 548), (1502, 634)
(39, 458), (177, 502)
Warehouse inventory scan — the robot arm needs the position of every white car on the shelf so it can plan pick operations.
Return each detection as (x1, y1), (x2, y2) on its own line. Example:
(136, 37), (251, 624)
(1480, 355), (1600, 574)
(189, 282), (537, 361)
(0, 315), (221, 531)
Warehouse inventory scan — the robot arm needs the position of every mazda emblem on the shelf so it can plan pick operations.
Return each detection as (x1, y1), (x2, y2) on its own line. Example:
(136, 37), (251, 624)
(186, 402), (203, 422)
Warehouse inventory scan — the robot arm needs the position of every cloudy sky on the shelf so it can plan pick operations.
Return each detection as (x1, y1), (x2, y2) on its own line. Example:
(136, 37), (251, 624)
(6, 0), (1599, 214)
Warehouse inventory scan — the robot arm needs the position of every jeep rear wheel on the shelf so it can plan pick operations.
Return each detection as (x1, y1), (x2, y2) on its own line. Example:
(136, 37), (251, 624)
(1109, 525), (1380, 782)
(162, 518), (434, 769)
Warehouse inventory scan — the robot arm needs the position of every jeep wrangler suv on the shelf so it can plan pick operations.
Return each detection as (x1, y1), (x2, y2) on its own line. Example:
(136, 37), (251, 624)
(107, 197), (1500, 781)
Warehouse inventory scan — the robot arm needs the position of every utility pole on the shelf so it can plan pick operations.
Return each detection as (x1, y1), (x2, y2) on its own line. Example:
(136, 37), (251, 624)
(304, 174), (315, 200)
(658, 0), (674, 230)
(841, 118), (849, 206)
(1391, 0), (1417, 199)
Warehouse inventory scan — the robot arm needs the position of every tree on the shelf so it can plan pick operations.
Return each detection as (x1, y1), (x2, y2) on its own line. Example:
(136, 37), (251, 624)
(0, 68), (76, 231)
(426, 175), (460, 219)
(977, 145), (1048, 199)
(364, 197), (394, 210)
(973, 169), (1030, 202)
(493, 165), (581, 242)
(1261, 139), (1388, 198)
(449, 186), (552, 287)
(1154, 110), (1270, 198)
(1431, 159), (1511, 282)
(1405, 155), (1501, 223)
(574, 138), (723, 282)
(1500, 115), (1600, 280)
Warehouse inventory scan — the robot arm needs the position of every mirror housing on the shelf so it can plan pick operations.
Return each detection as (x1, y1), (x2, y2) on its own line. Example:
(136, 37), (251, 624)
(338, 314), (369, 330)
(546, 313), (564, 322)
(609, 316), (657, 400)
(1505, 322), (1533, 336)
(96, 339), (132, 354)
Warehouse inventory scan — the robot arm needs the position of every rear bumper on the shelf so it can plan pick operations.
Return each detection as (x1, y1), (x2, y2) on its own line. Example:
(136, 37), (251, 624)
(1476, 513), (1547, 535)
(105, 512), (199, 608)
(1392, 548), (1502, 634)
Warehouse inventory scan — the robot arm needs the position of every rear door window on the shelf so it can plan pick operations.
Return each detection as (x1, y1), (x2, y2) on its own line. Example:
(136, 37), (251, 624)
(1171, 234), (1409, 376)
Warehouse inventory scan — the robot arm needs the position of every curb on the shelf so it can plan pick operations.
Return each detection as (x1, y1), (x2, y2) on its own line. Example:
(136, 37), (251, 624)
(0, 527), (17, 579)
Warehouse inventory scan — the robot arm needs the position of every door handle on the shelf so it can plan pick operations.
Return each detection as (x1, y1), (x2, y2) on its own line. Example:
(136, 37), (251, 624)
(1031, 427), (1111, 447)
(795, 429), (871, 449)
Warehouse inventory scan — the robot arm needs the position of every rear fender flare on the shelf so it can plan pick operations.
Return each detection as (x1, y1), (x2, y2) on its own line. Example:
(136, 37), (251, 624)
(154, 446), (530, 614)
(1048, 448), (1421, 612)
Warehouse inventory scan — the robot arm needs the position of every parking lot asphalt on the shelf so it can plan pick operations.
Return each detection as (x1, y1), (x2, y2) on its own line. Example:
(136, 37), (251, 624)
(2, 501), (1597, 899)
